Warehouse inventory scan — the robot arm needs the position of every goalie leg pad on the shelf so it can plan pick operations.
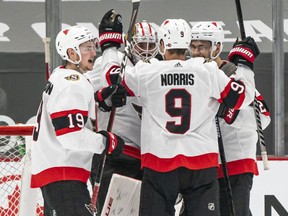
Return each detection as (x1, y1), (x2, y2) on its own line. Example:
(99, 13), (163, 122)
(101, 174), (141, 216)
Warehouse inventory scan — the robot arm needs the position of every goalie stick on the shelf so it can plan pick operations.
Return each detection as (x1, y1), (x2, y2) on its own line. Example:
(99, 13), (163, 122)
(90, 0), (141, 214)
(43, 37), (51, 80)
(235, 0), (269, 170)
(107, 0), (141, 132)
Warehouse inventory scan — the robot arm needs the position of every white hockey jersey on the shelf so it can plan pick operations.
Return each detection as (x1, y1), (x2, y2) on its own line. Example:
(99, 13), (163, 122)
(31, 66), (106, 188)
(85, 52), (154, 159)
(102, 48), (255, 172)
(218, 89), (271, 178)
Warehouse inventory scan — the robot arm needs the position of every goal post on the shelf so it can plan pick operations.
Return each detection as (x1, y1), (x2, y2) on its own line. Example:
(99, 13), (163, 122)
(0, 124), (44, 216)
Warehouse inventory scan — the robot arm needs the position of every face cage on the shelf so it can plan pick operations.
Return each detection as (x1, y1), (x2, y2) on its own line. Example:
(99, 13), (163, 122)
(131, 37), (158, 62)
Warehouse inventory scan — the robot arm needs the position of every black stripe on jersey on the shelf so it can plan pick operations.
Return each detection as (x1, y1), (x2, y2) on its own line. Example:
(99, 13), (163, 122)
(220, 79), (245, 109)
(51, 110), (88, 136)
(256, 95), (270, 113)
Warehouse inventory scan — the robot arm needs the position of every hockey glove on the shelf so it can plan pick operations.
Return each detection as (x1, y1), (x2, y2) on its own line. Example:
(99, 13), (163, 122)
(111, 85), (127, 108)
(95, 85), (127, 112)
(98, 130), (124, 156)
(228, 36), (260, 70)
(99, 9), (123, 52)
(216, 103), (239, 125)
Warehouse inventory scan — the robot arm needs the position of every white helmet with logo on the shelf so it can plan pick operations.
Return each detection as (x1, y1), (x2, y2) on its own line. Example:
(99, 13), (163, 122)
(158, 19), (191, 55)
(56, 25), (97, 64)
(131, 20), (158, 62)
(191, 21), (224, 59)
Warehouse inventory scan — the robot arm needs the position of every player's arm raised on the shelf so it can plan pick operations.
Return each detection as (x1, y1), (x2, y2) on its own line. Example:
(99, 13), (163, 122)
(215, 36), (259, 110)
(99, 9), (123, 85)
(226, 36), (260, 108)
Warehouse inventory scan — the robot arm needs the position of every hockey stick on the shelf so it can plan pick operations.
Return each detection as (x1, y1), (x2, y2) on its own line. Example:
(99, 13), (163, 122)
(107, 0), (141, 132)
(43, 37), (51, 80)
(215, 117), (236, 216)
(90, 1), (141, 214)
(235, 0), (269, 170)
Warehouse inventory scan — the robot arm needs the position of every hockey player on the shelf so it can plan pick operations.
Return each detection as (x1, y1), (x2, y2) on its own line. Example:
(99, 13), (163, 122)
(30, 25), (126, 216)
(190, 21), (271, 216)
(85, 15), (158, 215)
(99, 10), (257, 215)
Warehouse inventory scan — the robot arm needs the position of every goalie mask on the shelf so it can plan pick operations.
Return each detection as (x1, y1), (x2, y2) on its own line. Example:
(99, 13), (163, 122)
(130, 21), (158, 62)
(158, 19), (191, 56)
(191, 21), (224, 59)
(56, 25), (97, 65)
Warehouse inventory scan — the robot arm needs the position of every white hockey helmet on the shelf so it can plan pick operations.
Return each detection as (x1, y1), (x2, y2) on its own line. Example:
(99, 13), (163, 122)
(191, 21), (224, 59)
(158, 19), (191, 55)
(131, 21), (158, 62)
(56, 25), (97, 64)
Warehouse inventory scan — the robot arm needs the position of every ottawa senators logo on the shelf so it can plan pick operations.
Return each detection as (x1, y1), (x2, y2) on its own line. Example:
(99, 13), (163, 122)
(65, 74), (80, 81)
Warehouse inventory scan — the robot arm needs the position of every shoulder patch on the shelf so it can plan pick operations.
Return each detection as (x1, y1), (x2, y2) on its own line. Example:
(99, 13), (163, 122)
(65, 74), (80, 81)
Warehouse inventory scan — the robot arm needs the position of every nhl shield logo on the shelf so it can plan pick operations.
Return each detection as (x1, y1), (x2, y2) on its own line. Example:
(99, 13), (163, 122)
(208, 202), (215, 211)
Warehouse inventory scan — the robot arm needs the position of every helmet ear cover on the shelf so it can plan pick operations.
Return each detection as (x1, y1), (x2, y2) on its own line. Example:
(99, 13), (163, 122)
(191, 21), (224, 59)
(56, 25), (97, 64)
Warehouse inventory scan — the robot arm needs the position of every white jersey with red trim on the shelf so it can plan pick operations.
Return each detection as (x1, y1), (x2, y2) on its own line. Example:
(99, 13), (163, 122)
(31, 67), (106, 188)
(218, 89), (271, 178)
(102, 48), (255, 172)
(85, 52), (143, 159)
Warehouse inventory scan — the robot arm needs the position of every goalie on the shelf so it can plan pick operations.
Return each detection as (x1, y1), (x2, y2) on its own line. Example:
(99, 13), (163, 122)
(85, 10), (159, 215)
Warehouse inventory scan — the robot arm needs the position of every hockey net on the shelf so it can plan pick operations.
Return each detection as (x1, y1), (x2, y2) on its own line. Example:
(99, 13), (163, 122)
(0, 125), (44, 216)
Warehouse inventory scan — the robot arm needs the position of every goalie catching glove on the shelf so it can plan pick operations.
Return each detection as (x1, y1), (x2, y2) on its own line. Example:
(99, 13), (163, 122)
(95, 85), (127, 112)
(228, 36), (260, 70)
(98, 130), (124, 156)
(99, 9), (123, 52)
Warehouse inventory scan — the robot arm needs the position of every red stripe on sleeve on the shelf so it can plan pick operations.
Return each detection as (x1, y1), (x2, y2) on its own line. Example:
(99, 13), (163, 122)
(122, 76), (135, 96)
(50, 109), (88, 119)
(218, 80), (232, 103)
(50, 109), (88, 136)
(105, 65), (121, 85)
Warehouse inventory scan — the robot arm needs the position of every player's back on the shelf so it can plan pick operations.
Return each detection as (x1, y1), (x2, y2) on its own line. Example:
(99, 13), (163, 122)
(135, 57), (220, 132)
(128, 57), (228, 172)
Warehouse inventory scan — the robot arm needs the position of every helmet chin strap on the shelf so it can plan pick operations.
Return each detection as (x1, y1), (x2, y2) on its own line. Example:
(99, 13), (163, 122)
(210, 43), (223, 60)
(158, 44), (166, 60)
(67, 52), (82, 67)
(76, 63), (85, 74)
(65, 57), (84, 73)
